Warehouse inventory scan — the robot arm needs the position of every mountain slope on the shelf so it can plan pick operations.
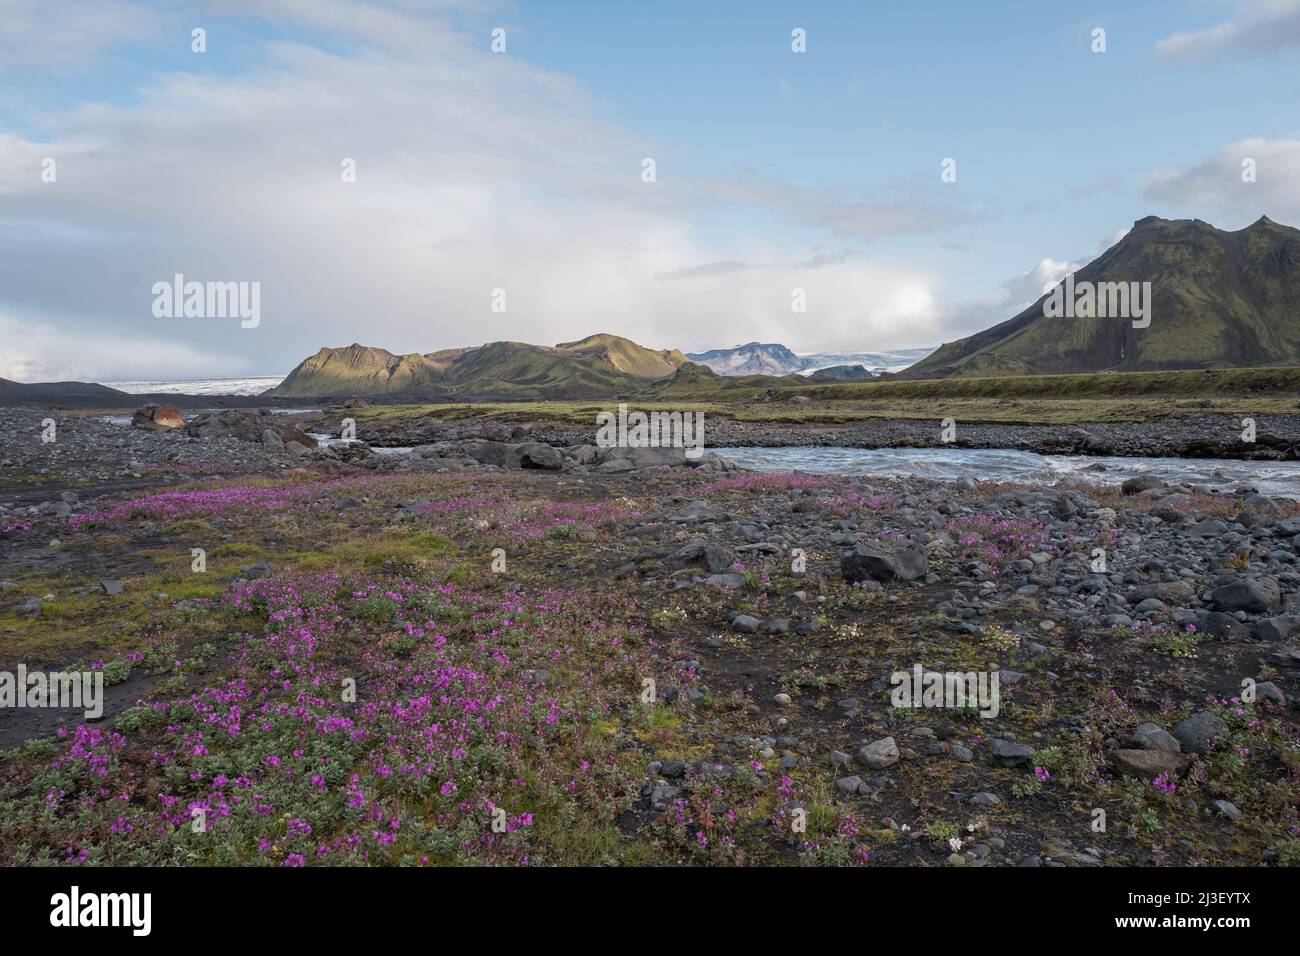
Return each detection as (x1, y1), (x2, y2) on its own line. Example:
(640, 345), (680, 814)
(268, 334), (688, 399)
(907, 215), (1300, 379)
(808, 364), (873, 381)
(555, 333), (688, 379)
(270, 345), (448, 396)
(635, 362), (805, 400)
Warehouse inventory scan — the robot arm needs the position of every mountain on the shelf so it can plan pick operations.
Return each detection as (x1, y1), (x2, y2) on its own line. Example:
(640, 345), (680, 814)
(796, 348), (936, 375)
(687, 343), (935, 377)
(808, 364), (873, 382)
(267, 345), (450, 396)
(686, 342), (805, 376)
(555, 333), (688, 380)
(0, 377), (131, 406)
(637, 362), (805, 400)
(0, 377), (307, 410)
(907, 215), (1300, 379)
(268, 334), (689, 400)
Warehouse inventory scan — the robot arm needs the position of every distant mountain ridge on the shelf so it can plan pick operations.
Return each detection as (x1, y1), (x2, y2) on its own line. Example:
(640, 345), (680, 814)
(0, 377), (303, 410)
(267, 333), (689, 400)
(686, 343), (935, 377)
(685, 342), (805, 376)
(907, 215), (1300, 379)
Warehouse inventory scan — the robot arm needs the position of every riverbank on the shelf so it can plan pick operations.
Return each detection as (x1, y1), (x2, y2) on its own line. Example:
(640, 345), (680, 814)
(322, 407), (1300, 461)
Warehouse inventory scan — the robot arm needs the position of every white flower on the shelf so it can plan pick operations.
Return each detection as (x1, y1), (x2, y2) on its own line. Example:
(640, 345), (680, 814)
(948, 837), (963, 852)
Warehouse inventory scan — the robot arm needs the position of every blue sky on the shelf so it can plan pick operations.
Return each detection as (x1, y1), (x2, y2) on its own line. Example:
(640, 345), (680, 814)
(1, 0), (1298, 381)
(510, 1), (1298, 288)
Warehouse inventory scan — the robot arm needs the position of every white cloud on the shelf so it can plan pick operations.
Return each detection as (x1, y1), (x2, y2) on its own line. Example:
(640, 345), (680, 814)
(0, 1), (964, 379)
(1098, 228), (1129, 253)
(0, 313), (249, 382)
(1144, 138), (1300, 225)
(1156, 0), (1300, 60)
(931, 244), (1111, 343)
(0, 0), (165, 72)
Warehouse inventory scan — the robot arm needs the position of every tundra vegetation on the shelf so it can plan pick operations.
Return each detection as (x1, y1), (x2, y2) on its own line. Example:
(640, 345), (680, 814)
(1, 452), (1297, 867)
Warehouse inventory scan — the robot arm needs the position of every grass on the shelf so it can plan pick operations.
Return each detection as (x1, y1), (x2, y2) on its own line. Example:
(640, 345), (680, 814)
(340, 366), (1300, 428)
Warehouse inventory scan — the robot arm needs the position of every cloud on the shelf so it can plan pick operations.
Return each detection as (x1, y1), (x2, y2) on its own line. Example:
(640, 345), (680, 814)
(656, 261), (755, 281)
(696, 173), (971, 241)
(0, 0), (965, 379)
(1144, 138), (1300, 225)
(931, 248), (1101, 343)
(0, 0), (166, 72)
(0, 313), (248, 382)
(1156, 0), (1300, 60)
(1098, 228), (1130, 253)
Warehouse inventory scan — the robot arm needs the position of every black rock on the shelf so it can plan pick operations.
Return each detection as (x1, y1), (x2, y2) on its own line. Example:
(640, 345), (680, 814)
(991, 739), (1035, 767)
(841, 542), (929, 584)
(1210, 577), (1280, 613)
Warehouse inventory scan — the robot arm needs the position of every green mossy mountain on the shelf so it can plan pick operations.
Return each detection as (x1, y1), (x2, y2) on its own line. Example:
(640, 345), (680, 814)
(906, 215), (1300, 379)
(268, 334), (689, 400)
(636, 361), (804, 400)
(269, 215), (1300, 397)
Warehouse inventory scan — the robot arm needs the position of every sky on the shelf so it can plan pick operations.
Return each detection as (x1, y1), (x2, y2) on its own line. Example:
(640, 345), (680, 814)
(1, 0), (1298, 382)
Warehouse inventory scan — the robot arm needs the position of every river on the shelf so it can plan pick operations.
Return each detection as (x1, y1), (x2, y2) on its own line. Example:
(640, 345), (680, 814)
(713, 446), (1300, 499)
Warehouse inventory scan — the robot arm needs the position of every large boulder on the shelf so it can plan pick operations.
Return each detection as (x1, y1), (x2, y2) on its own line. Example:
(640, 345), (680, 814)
(1210, 577), (1281, 613)
(1195, 610), (1251, 641)
(599, 445), (703, 469)
(132, 403), (185, 430)
(513, 442), (563, 470)
(1111, 749), (1191, 777)
(462, 440), (564, 470)
(841, 542), (929, 584)
(464, 439), (515, 468)
(187, 409), (318, 449)
(857, 737), (900, 770)
(1128, 581), (1195, 605)
(1256, 615), (1300, 643)
(1173, 713), (1226, 755)
(1121, 475), (1166, 495)
(672, 539), (734, 574)
(1127, 723), (1182, 753)
(991, 739), (1035, 768)
(260, 428), (284, 452)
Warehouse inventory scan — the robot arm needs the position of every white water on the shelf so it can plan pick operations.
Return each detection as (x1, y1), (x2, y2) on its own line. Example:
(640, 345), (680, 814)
(714, 446), (1300, 500)
(88, 420), (1300, 497)
(308, 434), (410, 456)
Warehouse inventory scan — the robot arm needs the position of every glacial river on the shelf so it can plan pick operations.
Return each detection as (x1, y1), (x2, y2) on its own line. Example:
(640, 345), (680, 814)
(712, 446), (1300, 500)
(302, 435), (1300, 500)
